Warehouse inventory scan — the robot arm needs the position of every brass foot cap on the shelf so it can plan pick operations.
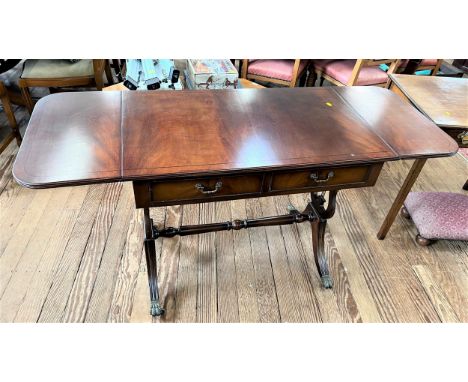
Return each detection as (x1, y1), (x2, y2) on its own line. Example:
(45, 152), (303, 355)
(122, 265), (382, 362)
(321, 275), (333, 289)
(150, 301), (165, 316)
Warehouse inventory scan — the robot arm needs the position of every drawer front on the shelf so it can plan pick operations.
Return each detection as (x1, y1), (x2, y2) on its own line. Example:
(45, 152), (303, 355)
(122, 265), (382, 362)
(270, 165), (372, 192)
(150, 174), (263, 203)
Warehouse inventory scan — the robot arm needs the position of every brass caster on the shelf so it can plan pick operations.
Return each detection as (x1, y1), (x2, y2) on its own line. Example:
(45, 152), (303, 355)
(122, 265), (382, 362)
(150, 301), (165, 316)
(321, 275), (333, 289)
(416, 234), (435, 247)
(400, 206), (411, 219)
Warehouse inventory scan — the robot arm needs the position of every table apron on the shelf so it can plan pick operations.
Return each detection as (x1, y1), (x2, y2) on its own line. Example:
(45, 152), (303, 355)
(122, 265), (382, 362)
(132, 162), (384, 208)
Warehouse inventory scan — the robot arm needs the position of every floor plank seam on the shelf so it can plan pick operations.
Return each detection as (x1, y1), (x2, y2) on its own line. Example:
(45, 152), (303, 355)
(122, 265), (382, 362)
(28, 208), (89, 322)
(285, 218), (323, 323)
(39, 186), (106, 322)
(260, 201), (283, 323)
(337, 193), (399, 322)
(83, 184), (126, 322)
(0, 189), (54, 301)
(412, 266), (461, 323)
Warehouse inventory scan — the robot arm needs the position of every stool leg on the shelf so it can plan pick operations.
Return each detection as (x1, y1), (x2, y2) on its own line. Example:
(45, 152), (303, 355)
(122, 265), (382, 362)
(416, 234), (435, 247)
(400, 206), (411, 219)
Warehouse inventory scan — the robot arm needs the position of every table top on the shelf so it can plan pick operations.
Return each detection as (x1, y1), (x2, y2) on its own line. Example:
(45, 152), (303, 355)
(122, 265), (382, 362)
(13, 86), (458, 189)
(389, 74), (468, 129)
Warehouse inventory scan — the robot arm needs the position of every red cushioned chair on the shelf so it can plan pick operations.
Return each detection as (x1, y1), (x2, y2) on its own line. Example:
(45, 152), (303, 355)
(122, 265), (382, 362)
(397, 59), (442, 75)
(308, 59), (400, 87)
(241, 59), (308, 87)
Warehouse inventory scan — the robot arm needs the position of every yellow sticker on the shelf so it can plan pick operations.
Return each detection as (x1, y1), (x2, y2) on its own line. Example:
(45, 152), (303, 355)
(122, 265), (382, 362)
(326, 102), (333, 107)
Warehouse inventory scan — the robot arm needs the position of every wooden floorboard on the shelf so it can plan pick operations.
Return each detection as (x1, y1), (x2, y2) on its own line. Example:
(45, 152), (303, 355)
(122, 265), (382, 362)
(84, 183), (135, 322)
(63, 182), (123, 322)
(36, 185), (107, 322)
(1, 138), (467, 323)
(174, 203), (199, 323)
(108, 207), (144, 323)
(245, 198), (281, 323)
(215, 201), (240, 323)
(230, 199), (260, 322)
(0, 186), (71, 322)
(13, 186), (90, 322)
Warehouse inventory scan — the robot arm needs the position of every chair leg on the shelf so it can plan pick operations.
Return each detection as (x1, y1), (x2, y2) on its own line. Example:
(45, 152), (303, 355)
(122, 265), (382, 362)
(306, 70), (317, 87)
(95, 75), (104, 91)
(319, 76), (325, 86)
(0, 93), (22, 147)
(104, 61), (114, 85)
(298, 72), (307, 87)
(20, 85), (34, 114)
(111, 59), (123, 82)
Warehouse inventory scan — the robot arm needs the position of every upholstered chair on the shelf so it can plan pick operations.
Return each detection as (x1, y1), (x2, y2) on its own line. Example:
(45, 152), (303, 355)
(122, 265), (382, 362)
(308, 59), (400, 87)
(241, 59), (309, 87)
(19, 59), (113, 113)
(397, 59), (442, 75)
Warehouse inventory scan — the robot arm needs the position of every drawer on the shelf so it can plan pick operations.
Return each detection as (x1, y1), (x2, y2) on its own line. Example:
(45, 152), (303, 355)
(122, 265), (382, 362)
(270, 165), (373, 192)
(150, 174), (263, 203)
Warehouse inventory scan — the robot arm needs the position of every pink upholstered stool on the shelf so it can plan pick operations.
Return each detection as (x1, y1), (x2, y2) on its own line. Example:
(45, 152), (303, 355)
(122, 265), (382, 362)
(401, 192), (468, 246)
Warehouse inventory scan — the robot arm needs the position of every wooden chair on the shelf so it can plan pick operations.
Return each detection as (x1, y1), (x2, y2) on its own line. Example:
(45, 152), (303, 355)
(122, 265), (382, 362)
(308, 59), (400, 87)
(397, 59), (443, 75)
(18, 59), (114, 113)
(241, 59), (308, 87)
(0, 80), (22, 153)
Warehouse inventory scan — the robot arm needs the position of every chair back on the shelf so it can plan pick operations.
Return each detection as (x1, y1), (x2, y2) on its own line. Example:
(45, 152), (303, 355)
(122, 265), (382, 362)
(347, 59), (400, 86)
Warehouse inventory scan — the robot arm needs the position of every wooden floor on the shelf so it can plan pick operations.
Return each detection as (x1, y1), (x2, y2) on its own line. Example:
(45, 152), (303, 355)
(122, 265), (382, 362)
(1, 137), (466, 323)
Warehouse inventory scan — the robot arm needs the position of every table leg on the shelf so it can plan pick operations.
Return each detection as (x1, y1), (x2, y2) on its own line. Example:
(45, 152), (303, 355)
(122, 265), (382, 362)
(377, 158), (427, 240)
(308, 191), (337, 288)
(143, 207), (165, 317)
(141, 191), (339, 316)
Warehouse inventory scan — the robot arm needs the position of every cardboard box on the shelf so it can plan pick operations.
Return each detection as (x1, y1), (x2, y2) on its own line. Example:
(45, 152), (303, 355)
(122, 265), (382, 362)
(186, 59), (238, 89)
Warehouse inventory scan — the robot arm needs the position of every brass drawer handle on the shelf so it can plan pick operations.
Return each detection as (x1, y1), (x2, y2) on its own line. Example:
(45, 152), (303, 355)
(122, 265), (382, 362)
(310, 171), (335, 183)
(195, 181), (223, 194)
(458, 131), (468, 145)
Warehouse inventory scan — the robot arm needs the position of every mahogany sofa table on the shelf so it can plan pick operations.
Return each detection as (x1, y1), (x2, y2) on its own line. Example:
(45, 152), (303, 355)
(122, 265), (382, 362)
(377, 74), (468, 239)
(13, 87), (457, 316)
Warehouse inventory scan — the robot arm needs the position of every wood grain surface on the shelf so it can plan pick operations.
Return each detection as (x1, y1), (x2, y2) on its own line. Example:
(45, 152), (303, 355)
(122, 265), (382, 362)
(389, 74), (468, 129)
(13, 87), (458, 188)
